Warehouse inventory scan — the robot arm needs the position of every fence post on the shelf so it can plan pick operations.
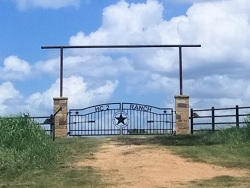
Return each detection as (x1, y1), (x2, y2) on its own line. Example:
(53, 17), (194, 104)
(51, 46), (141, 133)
(190, 108), (194, 135)
(50, 114), (55, 141)
(236, 105), (239, 129)
(212, 107), (215, 132)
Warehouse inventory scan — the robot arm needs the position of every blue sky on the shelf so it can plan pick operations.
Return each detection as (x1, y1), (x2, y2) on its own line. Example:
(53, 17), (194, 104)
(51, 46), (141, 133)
(0, 0), (250, 116)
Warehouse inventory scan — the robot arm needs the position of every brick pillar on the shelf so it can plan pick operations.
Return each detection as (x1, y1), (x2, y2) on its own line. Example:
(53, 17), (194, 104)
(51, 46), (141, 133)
(53, 97), (68, 138)
(175, 95), (190, 135)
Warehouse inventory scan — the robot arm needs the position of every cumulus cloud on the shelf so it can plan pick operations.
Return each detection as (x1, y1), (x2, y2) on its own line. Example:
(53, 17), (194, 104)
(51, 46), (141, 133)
(179, 0), (250, 65)
(9, 0), (80, 10)
(26, 76), (118, 114)
(69, 0), (165, 45)
(63, 55), (135, 79)
(0, 56), (31, 80)
(0, 82), (21, 114)
(67, 0), (250, 108)
(69, 0), (182, 73)
(34, 57), (59, 75)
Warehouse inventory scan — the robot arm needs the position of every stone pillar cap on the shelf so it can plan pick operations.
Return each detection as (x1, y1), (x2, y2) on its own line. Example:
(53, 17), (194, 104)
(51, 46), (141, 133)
(175, 95), (189, 98)
(53, 97), (68, 100)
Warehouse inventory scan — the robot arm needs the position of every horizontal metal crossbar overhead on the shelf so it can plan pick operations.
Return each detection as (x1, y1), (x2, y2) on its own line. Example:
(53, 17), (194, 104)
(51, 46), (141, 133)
(41, 44), (201, 97)
(41, 44), (201, 49)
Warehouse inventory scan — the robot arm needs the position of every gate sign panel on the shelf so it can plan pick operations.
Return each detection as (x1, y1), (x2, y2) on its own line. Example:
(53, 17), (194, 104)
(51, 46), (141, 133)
(68, 103), (174, 136)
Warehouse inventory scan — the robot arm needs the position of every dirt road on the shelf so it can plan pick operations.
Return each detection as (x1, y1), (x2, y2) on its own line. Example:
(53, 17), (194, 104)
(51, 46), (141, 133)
(76, 141), (248, 188)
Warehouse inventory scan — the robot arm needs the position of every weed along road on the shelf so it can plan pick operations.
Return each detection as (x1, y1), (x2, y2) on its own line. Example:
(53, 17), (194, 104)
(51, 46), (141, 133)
(75, 137), (249, 188)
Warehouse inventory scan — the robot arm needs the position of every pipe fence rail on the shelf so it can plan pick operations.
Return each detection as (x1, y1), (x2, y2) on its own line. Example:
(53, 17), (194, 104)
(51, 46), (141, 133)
(190, 105), (250, 134)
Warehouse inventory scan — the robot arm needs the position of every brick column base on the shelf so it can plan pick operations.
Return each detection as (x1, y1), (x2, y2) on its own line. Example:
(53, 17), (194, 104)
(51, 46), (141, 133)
(53, 97), (68, 138)
(175, 95), (190, 135)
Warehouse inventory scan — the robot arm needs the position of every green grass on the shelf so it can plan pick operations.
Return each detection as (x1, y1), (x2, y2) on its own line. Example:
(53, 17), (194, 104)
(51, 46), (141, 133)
(0, 113), (107, 187)
(0, 114), (60, 178)
(170, 122), (250, 169)
(186, 176), (250, 188)
(57, 137), (104, 163)
(0, 164), (104, 188)
(0, 136), (106, 188)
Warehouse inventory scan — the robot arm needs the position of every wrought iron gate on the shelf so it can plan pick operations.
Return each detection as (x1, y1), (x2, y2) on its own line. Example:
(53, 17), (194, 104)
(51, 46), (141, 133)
(68, 103), (174, 136)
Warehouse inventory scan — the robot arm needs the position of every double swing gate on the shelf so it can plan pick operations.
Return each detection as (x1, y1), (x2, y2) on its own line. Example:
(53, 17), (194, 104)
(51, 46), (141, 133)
(68, 103), (174, 136)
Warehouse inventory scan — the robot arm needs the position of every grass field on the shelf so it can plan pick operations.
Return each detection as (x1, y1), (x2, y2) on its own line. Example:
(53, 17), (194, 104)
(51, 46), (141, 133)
(0, 115), (250, 187)
(0, 136), (105, 188)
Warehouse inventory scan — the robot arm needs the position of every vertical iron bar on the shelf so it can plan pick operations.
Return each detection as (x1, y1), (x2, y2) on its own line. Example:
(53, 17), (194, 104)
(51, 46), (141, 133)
(110, 109), (112, 135)
(50, 114), (55, 141)
(171, 109), (174, 134)
(77, 114), (79, 136)
(161, 114), (163, 134)
(60, 47), (63, 97)
(164, 111), (166, 133)
(160, 114), (161, 134)
(137, 110), (139, 133)
(88, 114), (90, 135)
(179, 47), (183, 95)
(143, 111), (145, 134)
(190, 108), (193, 135)
(68, 111), (71, 136)
(236, 105), (239, 128)
(212, 107), (215, 132)
(130, 107), (132, 134)
(103, 111), (105, 135)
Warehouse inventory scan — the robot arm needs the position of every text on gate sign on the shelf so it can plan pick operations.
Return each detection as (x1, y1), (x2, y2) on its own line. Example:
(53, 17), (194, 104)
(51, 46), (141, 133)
(95, 105), (110, 112)
(130, 104), (152, 112)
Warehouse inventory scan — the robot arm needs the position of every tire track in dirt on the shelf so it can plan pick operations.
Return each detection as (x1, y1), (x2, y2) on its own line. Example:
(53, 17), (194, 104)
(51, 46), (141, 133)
(75, 142), (249, 188)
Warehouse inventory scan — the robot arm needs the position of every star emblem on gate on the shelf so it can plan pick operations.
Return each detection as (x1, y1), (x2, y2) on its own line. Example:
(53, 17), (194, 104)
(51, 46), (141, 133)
(113, 111), (129, 128)
(116, 114), (127, 125)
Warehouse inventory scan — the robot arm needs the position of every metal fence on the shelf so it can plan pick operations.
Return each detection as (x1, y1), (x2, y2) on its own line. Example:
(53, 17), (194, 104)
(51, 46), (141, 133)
(30, 115), (55, 140)
(68, 103), (174, 136)
(190, 105), (250, 134)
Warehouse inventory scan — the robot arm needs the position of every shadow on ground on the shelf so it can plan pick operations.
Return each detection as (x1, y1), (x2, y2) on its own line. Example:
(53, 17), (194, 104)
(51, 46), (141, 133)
(108, 134), (215, 147)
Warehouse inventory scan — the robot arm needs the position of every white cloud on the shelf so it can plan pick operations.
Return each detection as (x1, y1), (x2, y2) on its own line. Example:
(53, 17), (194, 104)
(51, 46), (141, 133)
(102, 0), (164, 33)
(69, 0), (181, 74)
(69, 0), (165, 45)
(9, 0), (80, 10)
(63, 55), (135, 79)
(34, 58), (59, 75)
(0, 56), (31, 80)
(26, 76), (118, 114)
(0, 82), (21, 114)
(67, 0), (250, 109)
(179, 0), (250, 64)
(0, 76), (118, 116)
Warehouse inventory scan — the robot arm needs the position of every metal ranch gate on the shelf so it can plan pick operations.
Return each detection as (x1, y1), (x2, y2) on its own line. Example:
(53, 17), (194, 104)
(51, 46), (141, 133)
(68, 103), (174, 136)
